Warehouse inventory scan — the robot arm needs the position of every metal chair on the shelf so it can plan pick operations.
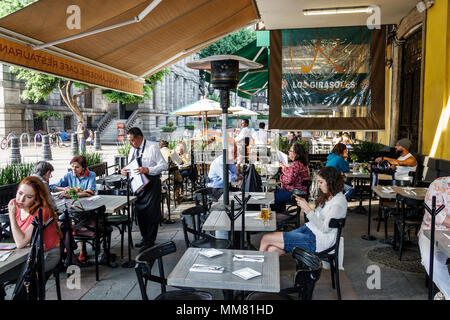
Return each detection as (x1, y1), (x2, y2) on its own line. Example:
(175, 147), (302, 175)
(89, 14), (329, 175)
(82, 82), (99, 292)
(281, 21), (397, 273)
(246, 247), (322, 300)
(276, 180), (311, 231)
(135, 241), (213, 300)
(181, 205), (232, 249)
(316, 218), (346, 300)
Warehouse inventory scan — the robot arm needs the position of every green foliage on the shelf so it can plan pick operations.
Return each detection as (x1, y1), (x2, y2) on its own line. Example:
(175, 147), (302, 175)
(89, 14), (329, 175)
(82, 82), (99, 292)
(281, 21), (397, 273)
(257, 115), (269, 119)
(168, 140), (178, 150)
(162, 126), (177, 132)
(278, 136), (290, 153)
(36, 110), (63, 121)
(206, 93), (220, 102)
(350, 153), (358, 162)
(353, 141), (382, 153)
(295, 140), (309, 153)
(199, 29), (256, 58)
(184, 125), (194, 130)
(117, 140), (131, 157)
(0, 0), (37, 18)
(102, 69), (170, 104)
(168, 121), (174, 127)
(67, 187), (83, 204)
(0, 163), (35, 186)
(193, 140), (206, 151)
(10, 67), (60, 103)
(78, 151), (102, 167)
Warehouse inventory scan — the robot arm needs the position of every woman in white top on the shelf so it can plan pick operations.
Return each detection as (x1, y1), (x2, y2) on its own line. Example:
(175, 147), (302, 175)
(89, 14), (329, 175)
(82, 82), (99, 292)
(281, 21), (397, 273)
(260, 167), (347, 255)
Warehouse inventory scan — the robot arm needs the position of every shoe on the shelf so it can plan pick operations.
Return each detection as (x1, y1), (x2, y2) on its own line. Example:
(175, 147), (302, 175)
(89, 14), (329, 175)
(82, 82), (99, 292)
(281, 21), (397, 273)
(135, 240), (146, 248)
(78, 252), (88, 262)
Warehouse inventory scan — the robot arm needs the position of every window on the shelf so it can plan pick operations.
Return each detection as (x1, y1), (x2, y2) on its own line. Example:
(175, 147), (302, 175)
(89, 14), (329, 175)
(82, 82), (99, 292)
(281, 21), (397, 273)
(64, 116), (72, 130)
(84, 91), (92, 108)
(86, 116), (92, 129)
(33, 117), (43, 131)
(155, 116), (159, 127)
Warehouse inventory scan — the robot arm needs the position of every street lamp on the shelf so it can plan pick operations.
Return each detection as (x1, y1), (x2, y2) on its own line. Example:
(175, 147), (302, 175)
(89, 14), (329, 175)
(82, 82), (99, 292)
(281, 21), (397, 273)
(187, 55), (262, 205)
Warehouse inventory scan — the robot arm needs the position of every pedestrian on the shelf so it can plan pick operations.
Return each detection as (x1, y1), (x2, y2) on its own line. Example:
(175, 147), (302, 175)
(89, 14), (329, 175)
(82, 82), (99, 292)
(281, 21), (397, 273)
(121, 127), (168, 253)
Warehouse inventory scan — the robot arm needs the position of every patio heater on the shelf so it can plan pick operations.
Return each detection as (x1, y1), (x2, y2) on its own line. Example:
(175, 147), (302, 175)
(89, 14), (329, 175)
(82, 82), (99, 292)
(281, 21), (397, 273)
(187, 55), (262, 205)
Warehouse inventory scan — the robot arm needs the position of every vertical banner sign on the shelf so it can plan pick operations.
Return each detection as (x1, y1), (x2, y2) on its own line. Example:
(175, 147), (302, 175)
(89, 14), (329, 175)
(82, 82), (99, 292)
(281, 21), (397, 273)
(281, 27), (372, 118)
(117, 123), (125, 142)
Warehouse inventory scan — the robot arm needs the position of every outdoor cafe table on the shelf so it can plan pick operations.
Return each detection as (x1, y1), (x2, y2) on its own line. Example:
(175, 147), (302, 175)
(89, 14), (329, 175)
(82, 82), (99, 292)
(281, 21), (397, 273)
(0, 244), (30, 297)
(55, 194), (137, 214)
(202, 210), (276, 232)
(218, 192), (274, 206)
(167, 248), (280, 298)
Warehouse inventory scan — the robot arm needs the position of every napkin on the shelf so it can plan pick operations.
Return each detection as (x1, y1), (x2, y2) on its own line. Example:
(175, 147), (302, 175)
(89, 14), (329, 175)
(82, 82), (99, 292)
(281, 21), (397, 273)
(381, 187), (394, 193)
(198, 248), (223, 258)
(233, 255), (264, 262)
(189, 264), (224, 273)
(232, 267), (261, 280)
(87, 195), (100, 201)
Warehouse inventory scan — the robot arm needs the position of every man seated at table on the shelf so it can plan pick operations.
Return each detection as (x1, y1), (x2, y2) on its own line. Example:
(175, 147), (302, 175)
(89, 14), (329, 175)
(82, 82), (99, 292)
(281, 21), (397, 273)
(31, 161), (57, 211)
(375, 138), (417, 185)
(51, 155), (96, 264)
(417, 176), (450, 300)
(206, 142), (241, 200)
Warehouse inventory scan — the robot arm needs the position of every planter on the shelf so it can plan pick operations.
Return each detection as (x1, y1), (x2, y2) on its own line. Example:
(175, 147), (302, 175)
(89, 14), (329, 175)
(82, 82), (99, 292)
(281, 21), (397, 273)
(88, 162), (107, 177)
(0, 183), (19, 208)
(114, 156), (128, 172)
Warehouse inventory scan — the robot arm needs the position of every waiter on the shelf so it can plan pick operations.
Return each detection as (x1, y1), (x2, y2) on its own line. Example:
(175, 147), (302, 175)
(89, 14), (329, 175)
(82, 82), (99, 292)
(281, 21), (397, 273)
(121, 127), (168, 253)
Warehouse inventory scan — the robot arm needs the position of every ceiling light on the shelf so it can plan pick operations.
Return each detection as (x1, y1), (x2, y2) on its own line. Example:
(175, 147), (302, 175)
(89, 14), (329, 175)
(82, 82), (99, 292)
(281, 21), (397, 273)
(303, 6), (374, 16)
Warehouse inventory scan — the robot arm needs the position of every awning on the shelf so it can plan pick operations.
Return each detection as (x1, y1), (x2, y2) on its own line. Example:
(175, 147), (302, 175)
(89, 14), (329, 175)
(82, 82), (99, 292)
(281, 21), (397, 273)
(204, 39), (268, 99)
(0, 0), (260, 95)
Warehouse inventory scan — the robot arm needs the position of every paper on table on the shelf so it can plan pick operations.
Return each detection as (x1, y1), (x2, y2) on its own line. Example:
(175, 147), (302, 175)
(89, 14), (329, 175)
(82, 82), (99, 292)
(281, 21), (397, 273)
(232, 267), (261, 280)
(233, 255), (264, 263)
(198, 248), (224, 258)
(277, 150), (288, 166)
(0, 251), (13, 262)
(245, 212), (260, 217)
(87, 195), (100, 201)
(0, 244), (16, 250)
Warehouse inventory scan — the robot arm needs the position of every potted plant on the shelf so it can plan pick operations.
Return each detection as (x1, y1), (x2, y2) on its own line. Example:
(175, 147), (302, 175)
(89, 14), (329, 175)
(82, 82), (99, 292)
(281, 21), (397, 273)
(115, 140), (130, 171)
(0, 163), (35, 207)
(79, 151), (106, 177)
(67, 187), (85, 210)
(162, 121), (177, 132)
(352, 141), (384, 162)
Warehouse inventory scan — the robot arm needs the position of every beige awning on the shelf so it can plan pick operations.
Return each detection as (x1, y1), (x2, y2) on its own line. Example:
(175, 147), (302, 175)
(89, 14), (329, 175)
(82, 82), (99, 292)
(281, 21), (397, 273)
(0, 0), (259, 95)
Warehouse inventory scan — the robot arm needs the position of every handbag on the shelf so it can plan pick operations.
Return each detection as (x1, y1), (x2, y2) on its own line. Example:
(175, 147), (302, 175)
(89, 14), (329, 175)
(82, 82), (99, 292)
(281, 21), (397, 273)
(11, 209), (54, 300)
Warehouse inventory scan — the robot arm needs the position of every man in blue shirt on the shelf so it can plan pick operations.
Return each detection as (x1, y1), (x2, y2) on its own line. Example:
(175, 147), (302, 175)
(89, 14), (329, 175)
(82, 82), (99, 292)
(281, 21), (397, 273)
(207, 143), (241, 199)
(60, 130), (68, 142)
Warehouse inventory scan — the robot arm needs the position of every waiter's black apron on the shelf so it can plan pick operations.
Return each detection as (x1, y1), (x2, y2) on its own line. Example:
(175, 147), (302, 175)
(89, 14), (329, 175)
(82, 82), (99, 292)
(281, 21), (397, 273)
(132, 141), (162, 244)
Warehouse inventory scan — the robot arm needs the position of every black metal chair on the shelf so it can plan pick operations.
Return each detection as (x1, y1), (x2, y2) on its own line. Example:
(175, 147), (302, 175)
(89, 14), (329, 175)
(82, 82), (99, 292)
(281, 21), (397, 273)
(97, 189), (132, 260)
(135, 241), (213, 300)
(69, 205), (110, 281)
(246, 246), (322, 300)
(393, 194), (424, 260)
(181, 205), (232, 249)
(316, 218), (346, 300)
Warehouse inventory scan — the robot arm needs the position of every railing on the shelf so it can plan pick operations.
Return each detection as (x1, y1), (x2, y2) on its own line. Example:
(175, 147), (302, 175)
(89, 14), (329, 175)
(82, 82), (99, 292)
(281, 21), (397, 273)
(96, 110), (113, 133)
(125, 109), (139, 131)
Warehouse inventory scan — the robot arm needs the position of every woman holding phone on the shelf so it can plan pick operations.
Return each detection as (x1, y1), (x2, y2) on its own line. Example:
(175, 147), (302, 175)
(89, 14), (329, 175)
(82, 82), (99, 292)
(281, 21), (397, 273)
(260, 167), (347, 255)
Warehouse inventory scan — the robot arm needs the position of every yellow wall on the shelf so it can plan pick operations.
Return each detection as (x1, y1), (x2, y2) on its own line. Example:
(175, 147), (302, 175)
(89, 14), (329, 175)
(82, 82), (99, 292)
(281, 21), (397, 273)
(422, 0), (450, 160)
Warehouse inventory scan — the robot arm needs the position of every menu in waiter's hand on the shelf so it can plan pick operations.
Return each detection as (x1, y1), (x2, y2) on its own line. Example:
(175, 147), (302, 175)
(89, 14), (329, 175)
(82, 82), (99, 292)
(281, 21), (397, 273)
(123, 159), (149, 193)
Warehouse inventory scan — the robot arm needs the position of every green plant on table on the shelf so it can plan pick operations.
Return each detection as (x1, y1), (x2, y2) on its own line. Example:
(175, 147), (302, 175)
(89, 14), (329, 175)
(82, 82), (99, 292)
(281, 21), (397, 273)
(350, 153), (358, 163)
(361, 161), (369, 174)
(67, 187), (84, 209)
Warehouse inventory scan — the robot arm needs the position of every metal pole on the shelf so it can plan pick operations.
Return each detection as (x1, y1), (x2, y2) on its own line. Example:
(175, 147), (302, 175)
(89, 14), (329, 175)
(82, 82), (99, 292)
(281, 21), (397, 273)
(94, 130), (101, 150)
(220, 89), (230, 206)
(42, 135), (52, 161)
(428, 196), (436, 300)
(71, 133), (78, 156)
(9, 137), (21, 164)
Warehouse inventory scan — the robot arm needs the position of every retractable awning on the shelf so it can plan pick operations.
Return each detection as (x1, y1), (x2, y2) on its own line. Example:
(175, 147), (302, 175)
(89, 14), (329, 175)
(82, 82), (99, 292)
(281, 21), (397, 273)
(0, 0), (260, 95)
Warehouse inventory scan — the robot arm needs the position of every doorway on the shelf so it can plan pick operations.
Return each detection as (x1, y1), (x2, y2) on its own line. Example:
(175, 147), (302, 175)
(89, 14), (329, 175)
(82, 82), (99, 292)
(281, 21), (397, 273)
(398, 29), (422, 153)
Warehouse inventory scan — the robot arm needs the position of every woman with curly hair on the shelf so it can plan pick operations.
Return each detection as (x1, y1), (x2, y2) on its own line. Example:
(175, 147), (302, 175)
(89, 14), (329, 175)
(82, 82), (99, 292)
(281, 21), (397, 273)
(260, 167), (347, 255)
(8, 176), (62, 271)
(273, 142), (309, 213)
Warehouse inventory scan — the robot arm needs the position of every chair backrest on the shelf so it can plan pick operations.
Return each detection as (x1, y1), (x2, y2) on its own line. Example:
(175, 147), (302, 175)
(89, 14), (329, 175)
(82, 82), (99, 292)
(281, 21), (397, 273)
(320, 218), (346, 256)
(135, 241), (176, 299)
(302, 180), (312, 202)
(194, 187), (214, 213)
(70, 205), (107, 239)
(292, 246), (322, 300)
(180, 205), (204, 246)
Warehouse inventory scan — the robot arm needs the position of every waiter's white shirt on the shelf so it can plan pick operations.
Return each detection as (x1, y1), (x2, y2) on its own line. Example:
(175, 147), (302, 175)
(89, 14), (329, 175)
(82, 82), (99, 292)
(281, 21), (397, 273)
(128, 139), (168, 176)
(235, 126), (252, 143)
(252, 129), (269, 145)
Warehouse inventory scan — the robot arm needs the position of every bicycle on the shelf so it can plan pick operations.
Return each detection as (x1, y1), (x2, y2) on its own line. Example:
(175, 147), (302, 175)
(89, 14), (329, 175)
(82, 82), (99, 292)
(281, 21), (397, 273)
(49, 132), (64, 148)
(0, 133), (14, 150)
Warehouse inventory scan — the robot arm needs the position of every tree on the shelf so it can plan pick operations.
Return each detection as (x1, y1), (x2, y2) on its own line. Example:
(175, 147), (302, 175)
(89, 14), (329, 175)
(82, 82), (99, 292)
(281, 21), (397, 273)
(0, 0), (37, 19)
(35, 110), (63, 133)
(102, 69), (170, 104)
(199, 28), (256, 58)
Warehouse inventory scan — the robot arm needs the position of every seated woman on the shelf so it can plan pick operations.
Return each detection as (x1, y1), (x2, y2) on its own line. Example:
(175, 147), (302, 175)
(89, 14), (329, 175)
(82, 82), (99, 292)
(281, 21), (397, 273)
(50, 155), (96, 264)
(8, 176), (62, 272)
(273, 142), (309, 213)
(260, 167), (347, 255)
(176, 141), (191, 177)
(326, 143), (354, 201)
